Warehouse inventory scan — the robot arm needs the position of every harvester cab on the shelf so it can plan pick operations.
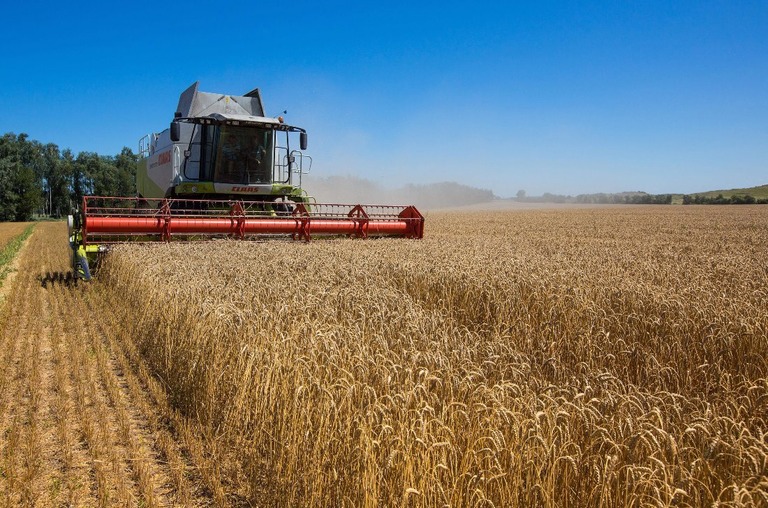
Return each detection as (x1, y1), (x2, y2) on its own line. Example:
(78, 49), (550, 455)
(68, 83), (424, 281)
(137, 81), (311, 205)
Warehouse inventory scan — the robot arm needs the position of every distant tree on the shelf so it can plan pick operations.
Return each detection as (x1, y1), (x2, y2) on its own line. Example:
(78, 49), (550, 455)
(573, 191), (671, 205)
(0, 158), (19, 221)
(113, 147), (138, 196)
(13, 164), (41, 221)
(89, 154), (119, 197)
(72, 149), (139, 199)
(72, 152), (96, 204)
(529, 192), (567, 203)
(40, 143), (73, 217)
(683, 193), (766, 205)
(0, 133), (43, 220)
(60, 148), (80, 211)
(516, 189), (526, 202)
(0, 133), (144, 220)
(0, 159), (41, 221)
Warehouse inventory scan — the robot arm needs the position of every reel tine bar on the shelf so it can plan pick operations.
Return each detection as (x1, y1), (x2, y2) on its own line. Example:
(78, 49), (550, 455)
(81, 197), (424, 243)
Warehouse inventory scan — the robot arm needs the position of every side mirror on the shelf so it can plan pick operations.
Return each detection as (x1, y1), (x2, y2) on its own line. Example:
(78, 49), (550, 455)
(170, 121), (180, 142)
(300, 131), (308, 151)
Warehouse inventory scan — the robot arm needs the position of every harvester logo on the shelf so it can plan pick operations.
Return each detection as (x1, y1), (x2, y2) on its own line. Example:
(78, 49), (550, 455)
(157, 151), (171, 165)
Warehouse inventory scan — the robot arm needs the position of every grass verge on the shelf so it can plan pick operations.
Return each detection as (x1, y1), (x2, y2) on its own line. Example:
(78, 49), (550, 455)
(0, 224), (36, 284)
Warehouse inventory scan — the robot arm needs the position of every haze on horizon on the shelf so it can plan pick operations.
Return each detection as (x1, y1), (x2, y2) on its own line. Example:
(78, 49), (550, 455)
(0, 1), (765, 198)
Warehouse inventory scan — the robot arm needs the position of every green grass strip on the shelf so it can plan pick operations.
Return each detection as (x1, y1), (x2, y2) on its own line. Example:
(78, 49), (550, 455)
(0, 224), (36, 284)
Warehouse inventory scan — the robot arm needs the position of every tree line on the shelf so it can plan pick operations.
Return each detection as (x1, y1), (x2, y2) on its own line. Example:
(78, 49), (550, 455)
(517, 191), (768, 205)
(682, 194), (768, 205)
(0, 132), (137, 221)
(515, 191), (673, 204)
(575, 193), (673, 204)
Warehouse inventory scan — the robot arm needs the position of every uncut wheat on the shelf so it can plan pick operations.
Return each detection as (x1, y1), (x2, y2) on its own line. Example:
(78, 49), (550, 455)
(93, 206), (768, 506)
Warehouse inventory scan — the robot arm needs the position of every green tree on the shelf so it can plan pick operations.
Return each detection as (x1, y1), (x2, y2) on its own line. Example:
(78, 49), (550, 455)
(13, 164), (41, 221)
(61, 149), (79, 212)
(113, 147), (138, 196)
(0, 133), (141, 220)
(0, 133), (43, 220)
(71, 152), (94, 205)
(0, 158), (19, 221)
(41, 142), (72, 217)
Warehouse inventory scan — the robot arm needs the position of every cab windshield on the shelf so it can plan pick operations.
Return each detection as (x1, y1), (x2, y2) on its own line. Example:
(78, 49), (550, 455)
(214, 125), (274, 184)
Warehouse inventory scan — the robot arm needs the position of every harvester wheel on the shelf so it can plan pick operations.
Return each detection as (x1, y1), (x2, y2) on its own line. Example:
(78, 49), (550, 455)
(73, 247), (92, 281)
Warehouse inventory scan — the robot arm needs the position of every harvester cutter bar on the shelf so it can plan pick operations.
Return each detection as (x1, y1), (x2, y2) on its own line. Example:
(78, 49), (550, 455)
(81, 197), (424, 244)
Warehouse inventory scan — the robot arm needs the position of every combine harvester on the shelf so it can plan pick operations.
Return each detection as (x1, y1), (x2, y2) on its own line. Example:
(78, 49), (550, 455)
(68, 82), (424, 280)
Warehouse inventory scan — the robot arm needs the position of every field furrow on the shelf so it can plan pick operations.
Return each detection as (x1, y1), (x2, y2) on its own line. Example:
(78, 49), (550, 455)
(49, 284), (95, 506)
(0, 236), (40, 506)
(84, 290), (218, 506)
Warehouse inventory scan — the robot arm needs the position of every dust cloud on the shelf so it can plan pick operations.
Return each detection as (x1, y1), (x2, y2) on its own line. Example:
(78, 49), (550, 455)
(302, 175), (495, 210)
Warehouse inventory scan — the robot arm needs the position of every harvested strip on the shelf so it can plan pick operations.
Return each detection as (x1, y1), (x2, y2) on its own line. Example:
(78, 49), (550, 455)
(0, 222), (213, 506)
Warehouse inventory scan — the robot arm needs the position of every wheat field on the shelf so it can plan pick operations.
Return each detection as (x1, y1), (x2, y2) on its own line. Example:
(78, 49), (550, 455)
(85, 205), (766, 506)
(0, 208), (765, 506)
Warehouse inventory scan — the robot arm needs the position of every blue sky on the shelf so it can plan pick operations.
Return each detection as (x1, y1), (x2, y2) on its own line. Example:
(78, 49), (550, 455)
(1, 1), (765, 196)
